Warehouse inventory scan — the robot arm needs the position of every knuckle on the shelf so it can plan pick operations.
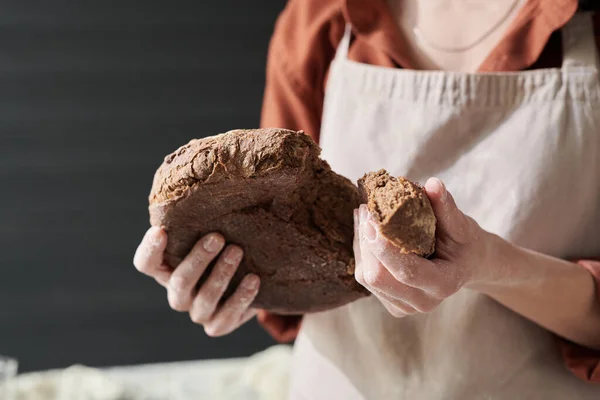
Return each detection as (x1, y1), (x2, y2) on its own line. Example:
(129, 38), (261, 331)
(394, 266), (416, 285)
(402, 307), (416, 315)
(168, 300), (182, 311)
(238, 276), (260, 297)
(189, 311), (207, 325)
(364, 263), (385, 287)
(133, 255), (150, 273)
(210, 266), (236, 290)
(203, 325), (218, 337)
(202, 279), (229, 304)
(219, 269), (237, 286)
(155, 276), (168, 287)
(168, 293), (189, 312)
(415, 299), (439, 313)
(236, 290), (256, 307)
(364, 272), (377, 287)
(133, 260), (146, 273)
(431, 283), (457, 299)
(415, 303), (433, 313)
(169, 275), (190, 292)
(386, 304), (406, 318)
(392, 300), (416, 315)
(189, 252), (211, 271)
(134, 254), (161, 277)
(219, 255), (241, 275)
(191, 293), (214, 316)
(204, 323), (226, 337)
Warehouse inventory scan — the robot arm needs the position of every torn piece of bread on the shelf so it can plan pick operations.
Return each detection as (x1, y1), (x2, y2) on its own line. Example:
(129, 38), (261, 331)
(357, 170), (436, 257)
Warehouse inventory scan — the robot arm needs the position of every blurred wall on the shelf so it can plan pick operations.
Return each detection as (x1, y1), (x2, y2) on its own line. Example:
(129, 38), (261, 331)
(0, 0), (285, 372)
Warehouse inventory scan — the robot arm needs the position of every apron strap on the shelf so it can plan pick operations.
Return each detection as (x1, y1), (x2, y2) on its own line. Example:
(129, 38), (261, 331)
(334, 24), (352, 61)
(561, 12), (599, 69)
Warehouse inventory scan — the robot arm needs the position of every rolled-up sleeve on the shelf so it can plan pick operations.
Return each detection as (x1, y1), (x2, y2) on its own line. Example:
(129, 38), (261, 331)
(257, 311), (302, 343)
(557, 259), (600, 383)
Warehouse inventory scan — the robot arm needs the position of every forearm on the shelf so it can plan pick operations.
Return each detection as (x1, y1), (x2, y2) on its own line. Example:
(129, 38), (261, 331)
(467, 234), (600, 349)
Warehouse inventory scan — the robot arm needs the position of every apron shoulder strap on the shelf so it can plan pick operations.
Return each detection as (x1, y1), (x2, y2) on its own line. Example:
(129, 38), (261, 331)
(561, 12), (599, 69)
(334, 24), (352, 61)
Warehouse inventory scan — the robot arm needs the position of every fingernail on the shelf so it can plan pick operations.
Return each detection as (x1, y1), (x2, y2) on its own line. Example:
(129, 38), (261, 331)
(364, 220), (377, 241)
(148, 227), (163, 247)
(242, 274), (259, 290)
(203, 234), (224, 253)
(224, 246), (243, 264)
(359, 204), (368, 222)
(433, 178), (447, 201)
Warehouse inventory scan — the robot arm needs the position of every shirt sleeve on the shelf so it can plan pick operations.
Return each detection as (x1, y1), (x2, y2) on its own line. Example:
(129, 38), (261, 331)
(256, 311), (303, 343)
(556, 259), (600, 383)
(259, 0), (343, 142)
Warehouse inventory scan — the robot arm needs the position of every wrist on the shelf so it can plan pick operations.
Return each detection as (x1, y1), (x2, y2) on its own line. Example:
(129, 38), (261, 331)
(465, 231), (516, 293)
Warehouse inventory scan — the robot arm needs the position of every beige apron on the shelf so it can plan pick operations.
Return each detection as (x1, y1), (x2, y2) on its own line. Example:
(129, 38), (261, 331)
(289, 13), (600, 400)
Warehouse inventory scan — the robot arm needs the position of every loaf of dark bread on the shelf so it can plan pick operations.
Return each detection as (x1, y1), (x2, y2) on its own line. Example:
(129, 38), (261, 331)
(357, 170), (436, 257)
(149, 128), (368, 314)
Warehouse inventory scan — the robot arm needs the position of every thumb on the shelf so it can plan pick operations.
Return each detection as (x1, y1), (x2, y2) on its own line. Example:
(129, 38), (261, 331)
(424, 177), (466, 237)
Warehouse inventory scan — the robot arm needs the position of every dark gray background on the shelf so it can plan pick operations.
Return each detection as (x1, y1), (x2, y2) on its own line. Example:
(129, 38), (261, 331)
(0, 0), (285, 373)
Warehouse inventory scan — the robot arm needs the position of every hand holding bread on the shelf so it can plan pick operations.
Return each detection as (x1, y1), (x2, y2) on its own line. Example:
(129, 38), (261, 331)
(354, 176), (491, 317)
(134, 128), (488, 331)
(134, 228), (260, 336)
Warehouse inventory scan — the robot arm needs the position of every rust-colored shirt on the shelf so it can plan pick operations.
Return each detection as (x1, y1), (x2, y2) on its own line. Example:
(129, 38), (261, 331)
(258, 0), (600, 383)
(261, 0), (600, 142)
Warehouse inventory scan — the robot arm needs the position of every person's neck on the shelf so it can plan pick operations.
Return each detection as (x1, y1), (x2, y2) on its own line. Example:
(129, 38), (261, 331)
(390, 0), (525, 72)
